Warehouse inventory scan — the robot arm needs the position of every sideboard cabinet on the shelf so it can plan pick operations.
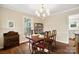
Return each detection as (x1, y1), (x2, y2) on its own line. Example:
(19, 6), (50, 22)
(75, 34), (79, 53)
(3, 31), (19, 49)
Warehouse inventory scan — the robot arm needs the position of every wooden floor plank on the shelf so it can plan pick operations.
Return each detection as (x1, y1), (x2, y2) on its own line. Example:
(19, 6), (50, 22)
(0, 41), (71, 54)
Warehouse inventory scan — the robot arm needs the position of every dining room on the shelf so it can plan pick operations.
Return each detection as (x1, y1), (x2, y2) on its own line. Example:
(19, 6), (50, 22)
(0, 4), (79, 54)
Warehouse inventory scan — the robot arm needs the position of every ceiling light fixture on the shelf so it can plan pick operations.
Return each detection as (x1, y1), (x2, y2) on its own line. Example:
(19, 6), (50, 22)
(35, 4), (50, 18)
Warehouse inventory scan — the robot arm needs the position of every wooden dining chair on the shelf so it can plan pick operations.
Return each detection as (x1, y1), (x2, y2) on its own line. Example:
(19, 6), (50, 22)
(26, 37), (37, 54)
(31, 35), (45, 53)
(44, 31), (51, 41)
(26, 36), (48, 54)
(44, 31), (53, 53)
(51, 30), (57, 48)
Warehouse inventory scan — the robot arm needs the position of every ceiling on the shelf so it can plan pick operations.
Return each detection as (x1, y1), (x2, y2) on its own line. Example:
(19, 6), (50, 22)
(0, 4), (79, 17)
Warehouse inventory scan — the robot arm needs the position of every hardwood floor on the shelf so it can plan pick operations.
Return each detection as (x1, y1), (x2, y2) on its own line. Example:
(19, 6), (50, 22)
(0, 43), (30, 54)
(0, 41), (72, 54)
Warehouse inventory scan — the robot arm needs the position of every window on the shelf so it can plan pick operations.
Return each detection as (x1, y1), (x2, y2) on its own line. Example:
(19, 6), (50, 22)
(24, 17), (31, 37)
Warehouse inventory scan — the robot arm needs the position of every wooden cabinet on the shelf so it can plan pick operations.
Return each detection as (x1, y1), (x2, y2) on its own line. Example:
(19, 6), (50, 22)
(75, 34), (79, 53)
(69, 38), (76, 53)
(34, 23), (43, 34)
(69, 34), (79, 54)
(3, 31), (19, 49)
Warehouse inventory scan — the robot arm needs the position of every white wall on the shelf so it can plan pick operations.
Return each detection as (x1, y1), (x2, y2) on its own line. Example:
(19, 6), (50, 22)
(0, 7), (42, 49)
(0, 6), (79, 49)
(43, 8), (79, 44)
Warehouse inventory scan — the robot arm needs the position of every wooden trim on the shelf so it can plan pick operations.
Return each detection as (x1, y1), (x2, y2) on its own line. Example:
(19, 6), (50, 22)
(20, 41), (29, 45)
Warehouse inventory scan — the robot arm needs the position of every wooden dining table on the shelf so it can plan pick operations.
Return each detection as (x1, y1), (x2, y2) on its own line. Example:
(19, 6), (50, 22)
(26, 35), (54, 53)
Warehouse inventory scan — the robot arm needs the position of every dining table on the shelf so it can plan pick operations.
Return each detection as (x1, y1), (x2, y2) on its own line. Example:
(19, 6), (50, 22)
(26, 34), (54, 54)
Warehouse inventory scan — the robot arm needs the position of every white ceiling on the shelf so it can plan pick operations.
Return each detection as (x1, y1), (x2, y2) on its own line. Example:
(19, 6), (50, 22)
(0, 4), (79, 17)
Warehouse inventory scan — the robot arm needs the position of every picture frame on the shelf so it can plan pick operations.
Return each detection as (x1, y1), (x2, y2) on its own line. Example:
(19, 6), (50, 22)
(8, 20), (15, 28)
(70, 24), (76, 28)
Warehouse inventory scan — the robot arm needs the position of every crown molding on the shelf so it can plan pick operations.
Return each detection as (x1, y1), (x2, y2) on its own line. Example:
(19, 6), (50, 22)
(50, 7), (79, 16)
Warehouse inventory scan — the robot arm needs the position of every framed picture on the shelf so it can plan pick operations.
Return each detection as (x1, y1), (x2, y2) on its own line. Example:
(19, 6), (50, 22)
(70, 24), (77, 28)
(8, 20), (15, 28)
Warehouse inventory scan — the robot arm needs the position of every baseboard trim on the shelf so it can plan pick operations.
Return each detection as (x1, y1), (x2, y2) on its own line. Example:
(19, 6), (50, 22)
(56, 40), (69, 44)
(56, 41), (69, 46)
(20, 41), (29, 45)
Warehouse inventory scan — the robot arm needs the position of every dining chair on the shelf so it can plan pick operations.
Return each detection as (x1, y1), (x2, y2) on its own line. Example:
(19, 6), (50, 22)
(51, 30), (57, 49)
(32, 34), (50, 53)
(44, 31), (51, 41)
(44, 31), (53, 53)
(26, 37), (37, 54)
(26, 36), (48, 54)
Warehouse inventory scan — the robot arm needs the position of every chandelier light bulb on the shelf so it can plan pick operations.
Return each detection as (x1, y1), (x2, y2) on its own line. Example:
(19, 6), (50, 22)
(36, 11), (40, 16)
(46, 9), (50, 16)
(42, 13), (46, 17)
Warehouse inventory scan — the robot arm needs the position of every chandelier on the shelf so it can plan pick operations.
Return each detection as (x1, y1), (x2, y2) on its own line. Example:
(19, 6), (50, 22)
(35, 4), (50, 18)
